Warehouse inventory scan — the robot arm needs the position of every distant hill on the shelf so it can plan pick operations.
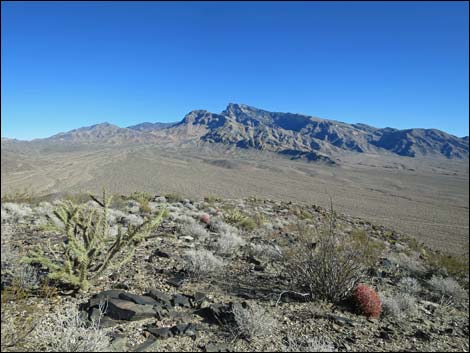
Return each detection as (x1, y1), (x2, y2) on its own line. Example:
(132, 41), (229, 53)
(8, 104), (468, 160)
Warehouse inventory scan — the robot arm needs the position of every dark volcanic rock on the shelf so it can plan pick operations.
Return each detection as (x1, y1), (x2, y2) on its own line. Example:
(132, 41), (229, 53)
(118, 292), (158, 306)
(195, 303), (237, 325)
(166, 276), (186, 288)
(145, 289), (172, 308)
(172, 294), (192, 308)
(147, 326), (173, 339)
(89, 290), (126, 308)
(105, 298), (156, 321)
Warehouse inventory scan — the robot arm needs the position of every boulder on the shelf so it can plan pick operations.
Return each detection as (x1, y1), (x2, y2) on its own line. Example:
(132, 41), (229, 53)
(118, 292), (158, 306)
(105, 298), (156, 321)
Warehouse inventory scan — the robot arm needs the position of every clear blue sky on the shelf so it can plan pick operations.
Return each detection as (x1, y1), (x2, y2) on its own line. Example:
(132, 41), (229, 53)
(2, 1), (469, 140)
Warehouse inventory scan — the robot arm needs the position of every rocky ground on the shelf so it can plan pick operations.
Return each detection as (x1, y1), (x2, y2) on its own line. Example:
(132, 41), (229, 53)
(1, 194), (469, 352)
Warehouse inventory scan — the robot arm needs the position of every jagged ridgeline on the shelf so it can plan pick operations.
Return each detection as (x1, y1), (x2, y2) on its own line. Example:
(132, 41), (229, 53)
(25, 103), (468, 161)
(22, 189), (168, 291)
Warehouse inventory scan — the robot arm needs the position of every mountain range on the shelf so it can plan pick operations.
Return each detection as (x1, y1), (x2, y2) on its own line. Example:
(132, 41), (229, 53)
(5, 104), (469, 161)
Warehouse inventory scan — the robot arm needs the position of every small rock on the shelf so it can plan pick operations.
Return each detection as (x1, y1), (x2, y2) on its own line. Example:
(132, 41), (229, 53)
(414, 329), (431, 341)
(151, 249), (170, 259)
(172, 294), (191, 308)
(166, 276), (185, 288)
(145, 289), (172, 308)
(147, 327), (173, 339)
(89, 290), (125, 308)
(191, 292), (207, 307)
(133, 336), (158, 352)
(195, 304), (234, 325)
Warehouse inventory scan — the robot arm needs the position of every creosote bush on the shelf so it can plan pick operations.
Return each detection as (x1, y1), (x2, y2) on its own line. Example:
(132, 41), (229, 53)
(285, 206), (370, 303)
(22, 189), (167, 291)
(352, 284), (382, 318)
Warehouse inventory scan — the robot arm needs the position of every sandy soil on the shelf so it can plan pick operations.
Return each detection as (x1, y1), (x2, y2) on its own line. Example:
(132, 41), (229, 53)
(1, 142), (468, 255)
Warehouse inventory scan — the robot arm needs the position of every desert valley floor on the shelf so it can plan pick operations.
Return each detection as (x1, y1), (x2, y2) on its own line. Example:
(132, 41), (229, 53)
(1, 142), (468, 255)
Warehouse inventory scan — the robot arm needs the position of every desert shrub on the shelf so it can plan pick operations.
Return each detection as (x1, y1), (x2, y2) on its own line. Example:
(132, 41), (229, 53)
(210, 218), (238, 234)
(1, 188), (37, 204)
(427, 253), (469, 280)
(285, 212), (368, 303)
(62, 192), (93, 205)
(350, 230), (385, 267)
(253, 212), (268, 227)
(122, 213), (144, 227)
(214, 230), (245, 255)
(284, 335), (336, 352)
(128, 191), (153, 213)
(388, 252), (426, 275)
(380, 292), (418, 319)
(238, 217), (257, 231)
(223, 208), (256, 231)
(180, 222), (209, 239)
(427, 275), (468, 306)
(1, 202), (34, 219)
(183, 249), (224, 277)
(352, 284), (382, 318)
(22, 189), (167, 291)
(204, 195), (222, 203)
(9, 264), (40, 291)
(398, 277), (422, 295)
(292, 206), (314, 221)
(231, 302), (277, 340)
(165, 193), (184, 203)
(249, 243), (283, 260)
(32, 304), (111, 352)
(1, 302), (40, 351)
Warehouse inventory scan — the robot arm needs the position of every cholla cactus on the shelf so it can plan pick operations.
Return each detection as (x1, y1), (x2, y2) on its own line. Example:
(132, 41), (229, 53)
(22, 189), (167, 291)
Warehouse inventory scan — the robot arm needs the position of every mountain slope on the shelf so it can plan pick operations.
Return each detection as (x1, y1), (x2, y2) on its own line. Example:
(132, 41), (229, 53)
(44, 123), (158, 144)
(17, 104), (468, 160)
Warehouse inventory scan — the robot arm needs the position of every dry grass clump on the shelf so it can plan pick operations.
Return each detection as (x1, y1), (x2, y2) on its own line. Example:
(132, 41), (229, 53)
(214, 230), (245, 255)
(388, 252), (426, 276)
(398, 277), (422, 295)
(210, 218), (238, 234)
(183, 249), (224, 278)
(427, 275), (468, 306)
(249, 243), (283, 260)
(231, 302), (277, 340)
(380, 292), (418, 319)
(1, 203), (34, 220)
(284, 335), (336, 352)
(223, 208), (257, 231)
(31, 304), (111, 352)
(180, 222), (209, 239)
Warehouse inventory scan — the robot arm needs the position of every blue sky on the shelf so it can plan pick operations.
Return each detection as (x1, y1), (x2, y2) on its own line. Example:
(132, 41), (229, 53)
(1, 1), (469, 140)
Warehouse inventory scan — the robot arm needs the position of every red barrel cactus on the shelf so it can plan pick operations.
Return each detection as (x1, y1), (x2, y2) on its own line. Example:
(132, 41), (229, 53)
(200, 213), (210, 225)
(352, 284), (382, 318)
